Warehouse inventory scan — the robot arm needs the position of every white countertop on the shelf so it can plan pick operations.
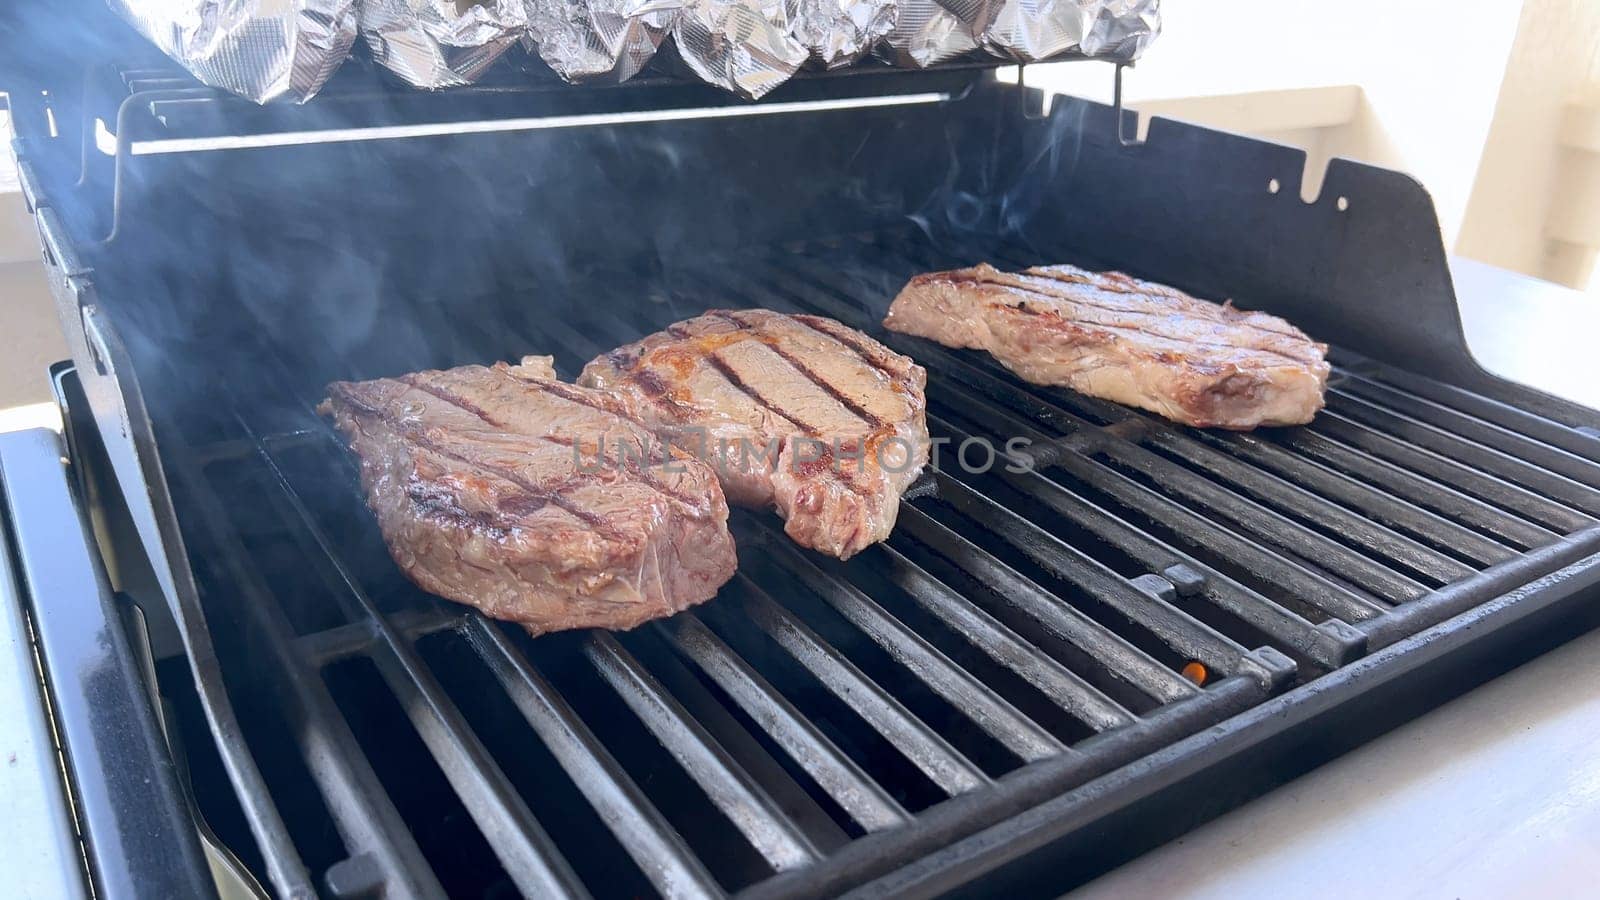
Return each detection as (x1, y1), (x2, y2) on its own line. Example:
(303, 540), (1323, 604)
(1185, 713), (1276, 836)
(1452, 256), (1600, 410)
(1074, 260), (1600, 899)
(1074, 625), (1600, 899)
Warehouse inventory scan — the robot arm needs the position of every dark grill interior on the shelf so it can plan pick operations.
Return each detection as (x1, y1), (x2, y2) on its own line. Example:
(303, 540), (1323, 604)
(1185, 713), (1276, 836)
(147, 226), (1600, 898)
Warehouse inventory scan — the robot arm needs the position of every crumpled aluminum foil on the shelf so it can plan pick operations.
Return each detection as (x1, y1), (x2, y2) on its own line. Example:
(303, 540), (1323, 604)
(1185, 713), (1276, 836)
(788, 0), (898, 69)
(671, 0), (809, 100)
(983, 0), (1159, 63)
(361, 0), (528, 89)
(1082, 0), (1159, 58)
(880, 0), (979, 68)
(108, 0), (360, 103)
(523, 0), (680, 83)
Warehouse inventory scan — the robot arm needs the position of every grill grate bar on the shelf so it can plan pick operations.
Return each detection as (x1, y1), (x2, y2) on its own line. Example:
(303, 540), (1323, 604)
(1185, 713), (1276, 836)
(655, 614), (912, 832)
(946, 426), (1362, 663)
(1353, 525), (1600, 647)
(464, 617), (725, 898)
(169, 452), (448, 899)
(865, 539), (1140, 730)
(895, 504), (1201, 704)
(1348, 363), (1600, 459)
(740, 673), (1268, 900)
(927, 470), (1276, 684)
(962, 362), (1492, 581)
(1312, 412), (1594, 533)
(294, 608), (469, 666)
(1195, 430), (1517, 567)
(922, 353), (1430, 604)
(582, 633), (822, 871)
(1135, 424), (1478, 582)
(1048, 422), (1436, 594)
(250, 436), (594, 899)
(723, 577), (992, 796)
(1324, 392), (1600, 518)
(251, 602), (448, 898)
(1278, 428), (1562, 550)
(743, 520), (1066, 762)
(363, 650), (589, 897)
(925, 408), (1377, 643)
(1332, 373), (1600, 490)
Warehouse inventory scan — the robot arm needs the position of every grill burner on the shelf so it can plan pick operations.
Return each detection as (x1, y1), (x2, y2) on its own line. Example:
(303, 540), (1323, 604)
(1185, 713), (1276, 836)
(148, 230), (1600, 898)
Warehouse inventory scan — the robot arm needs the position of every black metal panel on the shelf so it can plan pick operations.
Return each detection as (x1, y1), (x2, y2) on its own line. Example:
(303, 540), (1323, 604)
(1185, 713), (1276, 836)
(982, 101), (1424, 356)
(990, 97), (1600, 429)
(0, 428), (216, 900)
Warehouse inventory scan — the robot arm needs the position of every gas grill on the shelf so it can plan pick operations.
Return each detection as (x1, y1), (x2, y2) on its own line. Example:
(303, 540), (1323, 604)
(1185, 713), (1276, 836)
(5, 8), (1600, 898)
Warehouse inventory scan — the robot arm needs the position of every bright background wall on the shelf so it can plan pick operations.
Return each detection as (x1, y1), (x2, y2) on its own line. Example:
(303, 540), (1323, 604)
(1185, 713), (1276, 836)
(1019, 0), (1600, 291)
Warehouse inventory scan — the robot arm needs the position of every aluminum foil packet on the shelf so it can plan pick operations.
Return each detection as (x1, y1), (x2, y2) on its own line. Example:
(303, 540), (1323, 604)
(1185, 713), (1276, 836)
(108, 0), (359, 103)
(1083, 0), (1159, 58)
(983, 0), (1159, 63)
(361, 0), (528, 89)
(523, 0), (680, 84)
(788, 0), (898, 70)
(670, 0), (809, 100)
(880, 0), (979, 68)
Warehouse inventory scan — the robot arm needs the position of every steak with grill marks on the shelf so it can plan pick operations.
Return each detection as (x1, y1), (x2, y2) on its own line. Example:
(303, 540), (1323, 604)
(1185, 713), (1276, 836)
(579, 310), (930, 560)
(884, 263), (1331, 429)
(319, 356), (737, 634)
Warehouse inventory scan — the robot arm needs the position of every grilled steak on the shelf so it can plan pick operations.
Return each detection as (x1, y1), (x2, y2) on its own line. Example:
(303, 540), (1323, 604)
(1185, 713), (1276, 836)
(884, 263), (1330, 429)
(579, 310), (930, 559)
(320, 357), (737, 634)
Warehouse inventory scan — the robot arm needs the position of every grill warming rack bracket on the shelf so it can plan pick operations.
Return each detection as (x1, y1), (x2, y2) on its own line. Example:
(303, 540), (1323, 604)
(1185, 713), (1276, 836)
(60, 63), (1007, 249)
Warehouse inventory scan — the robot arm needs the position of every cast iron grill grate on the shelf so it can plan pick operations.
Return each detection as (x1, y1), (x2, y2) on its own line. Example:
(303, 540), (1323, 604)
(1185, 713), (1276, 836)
(160, 229), (1600, 898)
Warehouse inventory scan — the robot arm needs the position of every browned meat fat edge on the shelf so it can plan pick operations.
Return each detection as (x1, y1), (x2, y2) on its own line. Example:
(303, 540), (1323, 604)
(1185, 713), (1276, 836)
(319, 362), (737, 634)
(883, 264), (1329, 430)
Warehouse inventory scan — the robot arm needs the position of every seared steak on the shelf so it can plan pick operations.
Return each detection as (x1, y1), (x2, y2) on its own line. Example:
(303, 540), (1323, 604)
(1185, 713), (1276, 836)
(579, 310), (930, 559)
(320, 357), (737, 634)
(884, 263), (1330, 429)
